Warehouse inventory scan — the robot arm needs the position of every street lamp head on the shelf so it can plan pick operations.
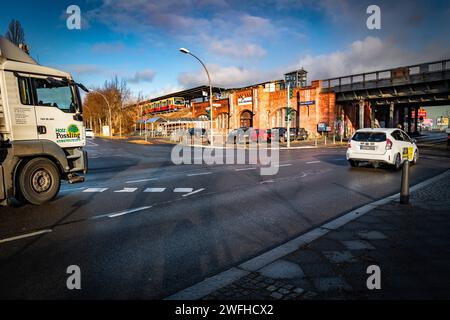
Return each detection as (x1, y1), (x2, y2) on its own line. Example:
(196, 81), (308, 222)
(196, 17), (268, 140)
(179, 48), (190, 54)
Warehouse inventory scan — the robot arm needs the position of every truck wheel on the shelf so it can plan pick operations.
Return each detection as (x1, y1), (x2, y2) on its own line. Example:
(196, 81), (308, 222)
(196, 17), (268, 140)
(17, 158), (61, 205)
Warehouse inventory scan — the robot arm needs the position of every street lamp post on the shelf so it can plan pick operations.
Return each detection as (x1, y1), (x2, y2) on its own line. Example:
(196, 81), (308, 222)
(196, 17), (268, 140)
(179, 48), (214, 145)
(89, 90), (112, 138)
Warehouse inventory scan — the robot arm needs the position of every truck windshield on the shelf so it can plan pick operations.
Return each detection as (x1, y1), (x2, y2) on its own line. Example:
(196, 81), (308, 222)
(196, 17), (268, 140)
(34, 78), (79, 113)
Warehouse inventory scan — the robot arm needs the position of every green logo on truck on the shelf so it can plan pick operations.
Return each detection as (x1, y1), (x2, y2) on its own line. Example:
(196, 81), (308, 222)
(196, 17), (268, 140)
(56, 124), (81, 143)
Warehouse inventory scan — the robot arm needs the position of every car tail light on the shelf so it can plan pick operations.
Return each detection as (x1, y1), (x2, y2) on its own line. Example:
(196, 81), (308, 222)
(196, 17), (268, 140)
(386, 138), (393, 150)
(347, 140), (352, 148)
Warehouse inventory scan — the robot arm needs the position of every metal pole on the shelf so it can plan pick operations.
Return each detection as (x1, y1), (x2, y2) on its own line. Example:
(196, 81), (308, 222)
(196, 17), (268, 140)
(287, 82), (291, 148)
(400, 160), (410, 205)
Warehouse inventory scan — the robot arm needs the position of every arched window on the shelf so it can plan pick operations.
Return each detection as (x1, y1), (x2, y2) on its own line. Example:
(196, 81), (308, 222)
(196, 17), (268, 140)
(240, 110), (253, 128)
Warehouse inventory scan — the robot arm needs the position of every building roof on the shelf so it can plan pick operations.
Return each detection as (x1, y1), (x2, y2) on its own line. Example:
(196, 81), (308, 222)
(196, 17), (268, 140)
(138, 85), (225, 105)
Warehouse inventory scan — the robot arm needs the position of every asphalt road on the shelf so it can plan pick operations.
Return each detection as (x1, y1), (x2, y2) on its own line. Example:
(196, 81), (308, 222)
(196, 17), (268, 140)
(0, 138), (449, 299)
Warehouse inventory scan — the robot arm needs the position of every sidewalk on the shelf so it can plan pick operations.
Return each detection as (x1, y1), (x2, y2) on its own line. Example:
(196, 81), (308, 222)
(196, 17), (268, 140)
(198, 170), (450, 300)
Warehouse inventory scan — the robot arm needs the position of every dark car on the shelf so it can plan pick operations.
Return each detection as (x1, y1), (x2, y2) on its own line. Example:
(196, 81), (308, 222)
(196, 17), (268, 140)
(271, 127), (309, 142)
(227, 127), (251, 144)
(188, 128), (210, 143)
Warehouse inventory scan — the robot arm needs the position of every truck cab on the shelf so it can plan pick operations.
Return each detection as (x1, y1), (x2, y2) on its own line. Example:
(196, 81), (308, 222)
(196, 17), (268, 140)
(0, 37), (87, 205)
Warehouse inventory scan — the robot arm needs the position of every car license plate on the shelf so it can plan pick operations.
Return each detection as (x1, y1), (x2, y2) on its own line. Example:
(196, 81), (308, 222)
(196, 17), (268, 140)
(360, 146), (375, 151)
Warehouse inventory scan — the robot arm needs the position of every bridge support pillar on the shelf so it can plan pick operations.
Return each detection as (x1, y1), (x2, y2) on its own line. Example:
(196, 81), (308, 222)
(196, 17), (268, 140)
(359, 100), (365, 129)
(407, 106), (413, 135)
(414, 107), (419, 134)
(389, 102), (395, 128)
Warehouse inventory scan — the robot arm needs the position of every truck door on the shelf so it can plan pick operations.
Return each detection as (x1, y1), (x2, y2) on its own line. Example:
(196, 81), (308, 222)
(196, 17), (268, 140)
(8, 73), (39, 141)
(31, 76), (85, 149)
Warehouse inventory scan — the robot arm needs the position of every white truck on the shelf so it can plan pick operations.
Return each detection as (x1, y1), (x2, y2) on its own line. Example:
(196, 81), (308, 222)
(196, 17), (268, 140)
(0, 37), (88, 206)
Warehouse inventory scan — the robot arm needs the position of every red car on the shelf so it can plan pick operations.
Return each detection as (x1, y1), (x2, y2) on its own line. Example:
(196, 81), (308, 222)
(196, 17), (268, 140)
(250, 129), (271, 143)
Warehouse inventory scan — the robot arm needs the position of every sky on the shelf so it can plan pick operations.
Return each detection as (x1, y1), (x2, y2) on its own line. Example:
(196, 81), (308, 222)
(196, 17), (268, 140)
(1, 0), (450, 100)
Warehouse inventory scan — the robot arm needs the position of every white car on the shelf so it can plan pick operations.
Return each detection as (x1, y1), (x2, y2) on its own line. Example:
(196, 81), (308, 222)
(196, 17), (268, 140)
(346, 128), (419, 170)
(85, 129), (95, 139)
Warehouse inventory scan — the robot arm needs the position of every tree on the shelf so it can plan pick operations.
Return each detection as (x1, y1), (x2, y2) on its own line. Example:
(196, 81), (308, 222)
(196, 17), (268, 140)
(5, 19), (25, 46)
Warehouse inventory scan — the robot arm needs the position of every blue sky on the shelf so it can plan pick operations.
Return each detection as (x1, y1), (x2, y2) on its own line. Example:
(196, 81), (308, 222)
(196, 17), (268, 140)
(2, 0), (449, 99)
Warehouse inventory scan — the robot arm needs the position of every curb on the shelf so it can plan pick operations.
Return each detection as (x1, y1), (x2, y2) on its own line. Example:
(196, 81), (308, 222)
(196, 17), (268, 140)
(165, 169), (450, 300)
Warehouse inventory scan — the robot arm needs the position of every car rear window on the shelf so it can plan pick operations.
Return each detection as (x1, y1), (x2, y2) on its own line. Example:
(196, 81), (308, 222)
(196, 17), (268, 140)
(352, 132), (386, 142)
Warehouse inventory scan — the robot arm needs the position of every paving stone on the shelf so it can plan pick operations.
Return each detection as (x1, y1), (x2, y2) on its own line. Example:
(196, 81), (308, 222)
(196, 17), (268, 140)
(341, 240), (376, 250)
(300, 262), (336, 278)
(259, 260), (305, 279)
(270, 292), (283, 300)
(306, 238), (347, 251)
(278, 288), (290, 295)
(286, 249), (327, 265)
(357, 231), (388, 240)
(323, 250), (357, 264)
(266, 285), (278, 292)
(294, 288), (305, 295)
(313, 277), (352, 292)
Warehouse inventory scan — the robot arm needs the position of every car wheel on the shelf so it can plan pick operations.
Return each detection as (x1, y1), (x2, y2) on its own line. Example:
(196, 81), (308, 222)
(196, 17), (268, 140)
(394, 153), (402, 171)
(17, 158), (61, 205)
(349, 160), (358, 168)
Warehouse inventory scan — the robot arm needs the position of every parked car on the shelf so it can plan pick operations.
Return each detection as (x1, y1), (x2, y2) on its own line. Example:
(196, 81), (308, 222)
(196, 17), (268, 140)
(250, 129), (271, 143)
(85, 129), (95, 139)
(271, 127), (308, 142)
(346, 128), (419, 170)
(227, 127), (251, 144)
(188, 128), (210, 143)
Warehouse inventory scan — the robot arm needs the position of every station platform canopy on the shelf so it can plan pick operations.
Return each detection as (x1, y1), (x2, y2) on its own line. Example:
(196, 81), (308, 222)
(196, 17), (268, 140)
(138, 85), (225, 105)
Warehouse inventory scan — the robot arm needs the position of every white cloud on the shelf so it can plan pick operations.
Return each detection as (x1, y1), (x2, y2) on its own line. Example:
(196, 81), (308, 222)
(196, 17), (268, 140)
(207, 37), (267, 59)
(128, 69), (156, 84)
(294, 36), (450, 80)
(178, 64), (280, 88)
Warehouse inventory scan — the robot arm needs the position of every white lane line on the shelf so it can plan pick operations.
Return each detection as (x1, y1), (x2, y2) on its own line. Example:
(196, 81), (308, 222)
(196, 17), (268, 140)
(277, 164), (292, 167)
(187, 172), (213, 177)
(306, 161), (321, 164)
(0, 229), (52, 245)
(126, 178), (159, 184)
(144, 188), (166, 193)
(236, 168), (257, 172)
(174, 188), (194, 193)
(114, 188), (138, 193)
(108, 206), (153, 218)
(182, 188), (205, 197)
(60, 187), (86, 193)
(83, 188), (108, 193)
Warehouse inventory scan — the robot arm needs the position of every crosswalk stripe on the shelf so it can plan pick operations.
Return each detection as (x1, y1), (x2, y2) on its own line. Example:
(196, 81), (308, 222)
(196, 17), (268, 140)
(114, 188), (138, 193)
(144, 188), (166, 193)
(83, 188), (108, 193)
(174, 188), (194, 193)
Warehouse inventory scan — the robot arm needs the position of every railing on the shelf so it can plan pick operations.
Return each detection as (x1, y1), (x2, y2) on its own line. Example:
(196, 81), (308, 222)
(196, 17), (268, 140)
(321, 59), (450, 91)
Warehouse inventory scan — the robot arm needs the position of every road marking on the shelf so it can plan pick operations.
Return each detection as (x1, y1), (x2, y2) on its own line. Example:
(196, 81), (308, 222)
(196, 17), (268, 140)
(60, 187), (86, 193)
(126, 178), (159, 184)
(83, 188), (108, 193)
(182, 188), (205, 197)
(0, 229), (52, 245)
(108, 206), (153, 218)
(236, 168), (257, 172)
(277, 164), (292, 167)
(187, 172), (212, 177)
(174, 188), (194, 193)
(144, 188), (166, 193)
(114, 188), (138, 193)
(306, 161), (321, 164)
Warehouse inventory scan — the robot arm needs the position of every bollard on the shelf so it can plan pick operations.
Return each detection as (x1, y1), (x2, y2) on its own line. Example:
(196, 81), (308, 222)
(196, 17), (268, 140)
(400, 160), (410, 205)
(333, 134), (336, 145)
(315, 136), (318, 147)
